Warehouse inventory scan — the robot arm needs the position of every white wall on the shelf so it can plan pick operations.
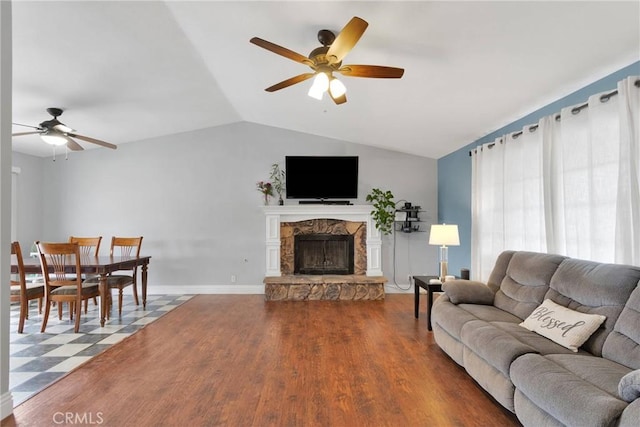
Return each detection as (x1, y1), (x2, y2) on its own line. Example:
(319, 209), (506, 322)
(16, 121), (438, 293)
(11, 152), (43, 253)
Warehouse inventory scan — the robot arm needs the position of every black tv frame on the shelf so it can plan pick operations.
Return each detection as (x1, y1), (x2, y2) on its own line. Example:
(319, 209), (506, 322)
(285, 156), (358, 201)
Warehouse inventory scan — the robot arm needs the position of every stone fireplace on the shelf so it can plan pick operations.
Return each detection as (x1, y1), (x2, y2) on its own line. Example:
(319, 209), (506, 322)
(262, 205), (386, 301)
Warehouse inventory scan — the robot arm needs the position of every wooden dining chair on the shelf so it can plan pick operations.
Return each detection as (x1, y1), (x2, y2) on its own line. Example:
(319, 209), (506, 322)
(10, 241), (45, 333)
(69, 236), (102, 257)
(69, 236), (102, 313)
(86, 236), (143, 317)
(37, 241), (100, 333)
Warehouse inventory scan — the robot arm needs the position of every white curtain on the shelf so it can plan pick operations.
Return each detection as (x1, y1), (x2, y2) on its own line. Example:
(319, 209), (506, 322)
(615, 77), (640, 265)
(472, 76), (639, 281)
(472, 124), (546, 281)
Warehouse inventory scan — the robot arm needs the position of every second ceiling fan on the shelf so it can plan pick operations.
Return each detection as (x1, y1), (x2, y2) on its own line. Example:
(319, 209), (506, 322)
(250, 16), (404, 105)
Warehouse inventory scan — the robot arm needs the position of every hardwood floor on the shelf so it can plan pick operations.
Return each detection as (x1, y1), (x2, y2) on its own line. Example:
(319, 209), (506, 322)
(2, 294), (520, 427)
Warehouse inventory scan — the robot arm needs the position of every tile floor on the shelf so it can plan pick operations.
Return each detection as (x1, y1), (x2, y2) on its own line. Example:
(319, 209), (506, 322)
(8, 293), (191, 405)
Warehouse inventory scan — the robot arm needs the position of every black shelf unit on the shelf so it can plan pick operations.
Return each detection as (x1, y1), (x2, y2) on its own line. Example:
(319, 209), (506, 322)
(394, 202), (425, 233)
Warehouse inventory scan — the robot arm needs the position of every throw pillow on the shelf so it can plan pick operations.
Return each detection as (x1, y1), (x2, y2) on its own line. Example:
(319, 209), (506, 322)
(519, 299), (606, 352)
(443, 280), (494, 305)
(619, 369), (640, 402)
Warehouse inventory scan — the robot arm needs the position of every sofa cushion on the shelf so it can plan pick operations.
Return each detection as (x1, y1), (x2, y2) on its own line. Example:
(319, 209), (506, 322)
(443, 280), (494, 305)
(546, 259), (640, 356)
(520, 299), (606, 352)
(458, 304), (522, 323)
(461, 320), (539, 377)
(619, 369), (640, 402)
(511, 353), (630, 427)
(514, 390), (566, 427)
(603, 284), (640, 369)
(460, 320), (573, 378)
(490, 322), (579, 356)
(493, 251), (567, 320)
(462, 346), (518, 411)
(431, 295), (481, 339)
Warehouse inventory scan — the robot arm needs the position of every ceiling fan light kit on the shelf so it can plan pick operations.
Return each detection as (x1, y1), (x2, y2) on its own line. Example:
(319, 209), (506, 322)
(40, 129), (67, 146)
(250, 16), (404, 105)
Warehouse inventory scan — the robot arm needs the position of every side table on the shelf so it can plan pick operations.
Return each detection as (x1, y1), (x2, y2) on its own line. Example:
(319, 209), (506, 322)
(413, 275), (442, 331)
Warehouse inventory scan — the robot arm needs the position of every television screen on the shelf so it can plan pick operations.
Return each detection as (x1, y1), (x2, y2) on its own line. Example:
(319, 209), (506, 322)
(285, 156), (358, 199)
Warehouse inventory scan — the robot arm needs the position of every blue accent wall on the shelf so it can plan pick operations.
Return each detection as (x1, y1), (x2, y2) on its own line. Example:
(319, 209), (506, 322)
(438, 61), (640, 278)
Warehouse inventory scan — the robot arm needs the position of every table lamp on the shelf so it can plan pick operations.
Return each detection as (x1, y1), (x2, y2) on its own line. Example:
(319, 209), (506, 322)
(429, 224), (460, 282)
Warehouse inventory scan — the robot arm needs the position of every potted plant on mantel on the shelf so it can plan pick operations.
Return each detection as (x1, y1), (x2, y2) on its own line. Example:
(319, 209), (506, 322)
(366, 188), (395, 235)
(270, 163), (285, 205)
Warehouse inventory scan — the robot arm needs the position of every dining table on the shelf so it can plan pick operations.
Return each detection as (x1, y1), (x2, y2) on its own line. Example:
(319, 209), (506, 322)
(13, 254), (151, 327)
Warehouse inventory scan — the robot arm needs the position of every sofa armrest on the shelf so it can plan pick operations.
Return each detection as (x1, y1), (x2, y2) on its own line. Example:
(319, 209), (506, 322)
(442, 280), (495, 305)
(619, 369), (640, 402)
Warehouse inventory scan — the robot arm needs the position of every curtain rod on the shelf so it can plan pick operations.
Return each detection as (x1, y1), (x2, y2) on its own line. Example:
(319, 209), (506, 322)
(469, 79), (640, 156)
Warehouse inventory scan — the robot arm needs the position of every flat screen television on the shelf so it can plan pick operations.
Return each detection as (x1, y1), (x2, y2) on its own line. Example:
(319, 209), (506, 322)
(285, 156), (358, 200)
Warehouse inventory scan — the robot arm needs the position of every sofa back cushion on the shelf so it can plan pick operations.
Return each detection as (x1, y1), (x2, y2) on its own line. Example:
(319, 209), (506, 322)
(545, 259), (640, 357)
(486, 250), (515, 293)
(493, 251), (567, 320)
(603, 284), (640, 369)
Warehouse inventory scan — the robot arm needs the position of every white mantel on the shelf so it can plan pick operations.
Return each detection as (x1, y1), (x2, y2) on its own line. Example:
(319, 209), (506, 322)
(263, 205), (383, 277)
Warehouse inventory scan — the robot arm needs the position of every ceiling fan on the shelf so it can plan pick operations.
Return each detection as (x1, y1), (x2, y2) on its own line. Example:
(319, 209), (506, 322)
(12, 108), (117, 151)
(250, 16), (404, 105)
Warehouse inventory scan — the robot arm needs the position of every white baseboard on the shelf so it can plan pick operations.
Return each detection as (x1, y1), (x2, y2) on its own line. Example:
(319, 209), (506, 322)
(0, 392), (13, 421)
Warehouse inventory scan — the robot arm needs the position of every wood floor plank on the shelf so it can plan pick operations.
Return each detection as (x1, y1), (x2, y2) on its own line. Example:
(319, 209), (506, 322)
(2, 294), (520, 427)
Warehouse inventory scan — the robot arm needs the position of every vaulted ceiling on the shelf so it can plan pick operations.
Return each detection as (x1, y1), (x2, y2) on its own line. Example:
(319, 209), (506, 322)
(10, 1), (640, 159)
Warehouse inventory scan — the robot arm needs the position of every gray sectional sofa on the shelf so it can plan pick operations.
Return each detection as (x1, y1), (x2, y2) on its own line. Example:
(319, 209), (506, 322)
(431, 250), (640, 426)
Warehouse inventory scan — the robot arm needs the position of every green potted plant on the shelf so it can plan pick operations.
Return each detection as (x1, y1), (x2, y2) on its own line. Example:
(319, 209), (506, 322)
(366, 188), (395, 235)
(270, 163), (286, 205)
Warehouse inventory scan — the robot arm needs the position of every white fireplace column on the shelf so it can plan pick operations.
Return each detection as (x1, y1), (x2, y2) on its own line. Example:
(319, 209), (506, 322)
(263, 205), (383, 277)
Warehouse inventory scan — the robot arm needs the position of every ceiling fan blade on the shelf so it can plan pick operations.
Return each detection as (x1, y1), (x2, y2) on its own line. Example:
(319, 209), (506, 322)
(250, 37), (314, 66)
(12, 131), (42, 137)
(265, 73), (315, 92)
(330, 92), (347, 105)
(326, 17), (368, 64)
(64, 136), (84, 151)
(338, 65), (405, 78)
(12, 122), (41, 130)
(68, 133), (117, 150)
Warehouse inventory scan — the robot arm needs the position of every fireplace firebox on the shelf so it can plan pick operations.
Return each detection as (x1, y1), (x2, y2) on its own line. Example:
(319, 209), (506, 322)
(294, 234), (354, 275)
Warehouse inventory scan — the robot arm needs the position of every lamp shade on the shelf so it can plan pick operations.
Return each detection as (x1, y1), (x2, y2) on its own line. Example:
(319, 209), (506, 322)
(429, 224), (460, 246)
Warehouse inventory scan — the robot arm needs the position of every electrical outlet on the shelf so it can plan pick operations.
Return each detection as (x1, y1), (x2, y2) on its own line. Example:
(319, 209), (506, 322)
(231, 275), (237, 283)
(407, 274), (412, 282)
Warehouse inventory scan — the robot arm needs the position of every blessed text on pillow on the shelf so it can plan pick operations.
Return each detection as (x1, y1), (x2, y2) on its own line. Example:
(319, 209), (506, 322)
(519, 299), (606, 352)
